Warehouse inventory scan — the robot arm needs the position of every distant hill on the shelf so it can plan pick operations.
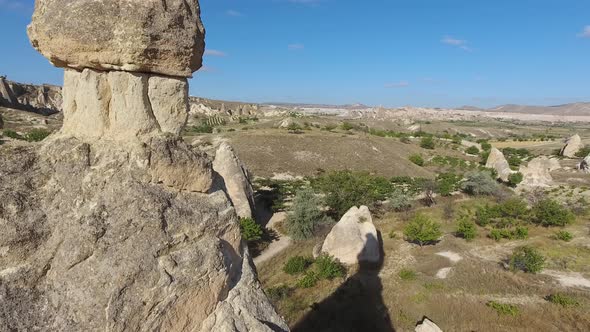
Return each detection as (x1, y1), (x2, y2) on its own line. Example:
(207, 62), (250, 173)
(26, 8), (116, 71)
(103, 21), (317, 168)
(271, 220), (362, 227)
(460, 102), (590, 116)
(265, 102), (370, 110)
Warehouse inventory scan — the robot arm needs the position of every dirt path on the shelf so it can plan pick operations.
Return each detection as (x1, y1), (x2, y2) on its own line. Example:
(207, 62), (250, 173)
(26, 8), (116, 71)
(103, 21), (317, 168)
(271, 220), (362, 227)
(254, 212), (292, 266)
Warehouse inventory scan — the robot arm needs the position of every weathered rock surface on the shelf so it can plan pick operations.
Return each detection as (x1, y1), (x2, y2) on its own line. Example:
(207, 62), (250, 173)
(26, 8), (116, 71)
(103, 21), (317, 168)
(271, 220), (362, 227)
(61, 68), (189, 139)
(321, 206), (380, 265)
(0, 113), (3, 129)
(579, 155), (590, 173)
(486, 147), (515, 182)
(213, 142), (256, 219)
(519, 156), (561, 187)
(415, 318), (443, 332)
(0, 138), (288, 332)
(0, 76), (61, 115)
(28, 0), (206, 77)
(560, 134), (583, 158)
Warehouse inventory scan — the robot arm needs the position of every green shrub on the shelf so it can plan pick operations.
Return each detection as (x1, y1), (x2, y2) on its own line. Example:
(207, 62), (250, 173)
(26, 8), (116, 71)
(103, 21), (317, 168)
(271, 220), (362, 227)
(420, 136), (435, 150)
(409, 154), (425, 166)
(508, 172), (524, 187)
(287, 122), (304, 133)
(315, 255), (346, 280)
(465, 146), (480, 155)
(489, 227), (528, 242)
(509, 246), (545, 273)
(481, 142), (492, 151)
(286, 188), (332, 240)
(388, 188), (413, 212)
(239, 217), (263, 242)
(403, 214), (442, 246)
(25, 129), (51, 142)
(266, 285), (294, 303)
(189, 123), (213, 133)
(436, 172), (462, 196)
(574, 146), (590, 158)
(554, 230), (573, 242)
(456, 216), (477, 241)
(532, 199), (575, 227)
(486, 301), (520, 316)
(545, 293), (580, 308)
(461, 171), (500, 196)
(341, 122), (354, 131)
(514, 226), (529, 240)
(297, 271), (319, 288)
(3, 129), (24, 140)
(283, 256), (314, 275)
(399, 268), (417, 281)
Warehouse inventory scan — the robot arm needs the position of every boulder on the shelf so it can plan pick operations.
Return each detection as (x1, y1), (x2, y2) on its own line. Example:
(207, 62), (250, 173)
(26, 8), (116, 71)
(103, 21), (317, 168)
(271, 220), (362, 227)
(0, 138), (287, 332)
(485, 147), (515, 182)
(28, 0), (205, 77)
(560, 134), (583, 158)
(321, 206), (380, 265)
(61, 68), (188, 140)
(519, 157), (560, 187)
(415, 318), (443, 332)
(278, 117), (295, 129)
(579, 155), (590, 173)
(213, 142), (256, 219)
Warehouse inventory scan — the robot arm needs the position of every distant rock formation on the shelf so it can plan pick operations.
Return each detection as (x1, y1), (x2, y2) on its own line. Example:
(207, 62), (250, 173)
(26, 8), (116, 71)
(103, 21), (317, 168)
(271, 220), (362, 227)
(519, 156), (561, 187)
(213, 142), (256, 219)
(321, 206), (380, 265)
(579, 155), (590, 173)
(189, 97), (259, 117)
(560, 134), (583, 158)
(0, 1), (288, 331)
(485, 147), (515, 182)
(0, 76), (61, 115)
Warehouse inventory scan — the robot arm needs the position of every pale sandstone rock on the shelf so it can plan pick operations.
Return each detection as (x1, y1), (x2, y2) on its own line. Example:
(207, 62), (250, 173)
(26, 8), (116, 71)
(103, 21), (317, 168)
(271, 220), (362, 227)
(61, 69), (188, 140)
(28, 0), (205, 77)
(519, 156), (561, 187)
(212, 143), (255, 219)
(415, 318), (443, 332)
(486, 147), (515, 182)
(321, 206), (380, 265)
(579, 155), (590, 173)
(560, 134), (583, 158)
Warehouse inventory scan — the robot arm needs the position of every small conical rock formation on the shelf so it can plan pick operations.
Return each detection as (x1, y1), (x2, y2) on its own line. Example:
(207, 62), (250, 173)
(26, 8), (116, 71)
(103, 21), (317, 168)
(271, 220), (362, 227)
(415, 318), (443, 332)
(485, 147), (515, 182)
(519, 156), (560, 188)
(0, 1), (288, 331)
(560, 134), (583, 158)
(321, 206), (380, 265)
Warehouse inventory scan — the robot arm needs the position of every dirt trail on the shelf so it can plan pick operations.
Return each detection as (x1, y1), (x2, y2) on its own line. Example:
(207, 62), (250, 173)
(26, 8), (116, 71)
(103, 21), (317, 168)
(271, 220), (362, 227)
(254, 212), (292, 266)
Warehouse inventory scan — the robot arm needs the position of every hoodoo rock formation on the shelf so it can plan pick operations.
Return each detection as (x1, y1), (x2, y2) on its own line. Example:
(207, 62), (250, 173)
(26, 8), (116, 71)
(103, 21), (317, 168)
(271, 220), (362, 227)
(485, 147), (515, 182)
(0, 1), (288, 331)
(560, 134), (582, 158)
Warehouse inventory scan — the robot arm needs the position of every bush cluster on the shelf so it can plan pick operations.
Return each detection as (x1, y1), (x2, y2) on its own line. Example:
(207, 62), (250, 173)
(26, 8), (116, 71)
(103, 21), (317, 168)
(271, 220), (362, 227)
(461, 171), (500, 196)
(456, 215), (477, 241)
(487, 301), (520, 316)
(283, 256), (314, 275)
(286, 188), (332, 240)
(403, 214), (442, 246)
(420, 136), (436, 150)
(239, 217), (263, 242)
(531, 199), (575, 227)
(554, 230), (573, 242)
(509, 246), (545, 274)
(545, 293), (580, 308)
(489, 226), (528, 241)
(315, 255), (346, 280)
(409, 154), (425, 166)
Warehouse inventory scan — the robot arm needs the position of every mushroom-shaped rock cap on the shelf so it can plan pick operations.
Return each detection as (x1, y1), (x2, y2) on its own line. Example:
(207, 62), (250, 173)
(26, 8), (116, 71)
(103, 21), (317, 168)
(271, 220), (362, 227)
(28, 0), (205, 77)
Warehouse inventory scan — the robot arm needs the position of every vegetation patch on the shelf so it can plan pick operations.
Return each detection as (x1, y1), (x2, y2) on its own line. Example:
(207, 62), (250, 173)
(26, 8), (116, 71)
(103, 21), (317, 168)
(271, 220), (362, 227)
(398, 269), (417, 281)
(315, 255), (346, 280)
(486, 301), (520, 316)
(545, 293), (581, 308)
(283, 255), (314, 275)
(403, 214), (442, 246)
(509, 246), (545, 274)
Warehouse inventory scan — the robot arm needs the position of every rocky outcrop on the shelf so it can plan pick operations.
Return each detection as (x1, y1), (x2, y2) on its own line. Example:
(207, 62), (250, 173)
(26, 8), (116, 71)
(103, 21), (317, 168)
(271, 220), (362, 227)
(415, 318), (443, 332)
(485, 147), (515, 182)
(579, 155), (590, 173)
(0, 76), (61, 115)
(560, 134), (583, 158)
(321, 206), (380, 265)
(213, 143), (256, 219)
(0, 1), (288, 331)
(519, 157), (560, 187)
(0, 113), (3, 129)
(189, 97), (259, 117)
(28, 0), (205, 77)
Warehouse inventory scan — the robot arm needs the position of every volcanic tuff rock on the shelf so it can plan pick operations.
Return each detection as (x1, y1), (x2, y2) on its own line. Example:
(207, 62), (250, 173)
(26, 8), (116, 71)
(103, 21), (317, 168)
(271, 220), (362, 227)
(518, 157), (560, 188)
(486, 147), (515, 182)
(560, 134), (583, 158)
(579, 155), (590, 173)
(321, 206), (380, 265)
(0, 76), (62, 115)
(27, 0), (206, 77)
(415, 318), (443, 332)
(213, 142), (256, 219)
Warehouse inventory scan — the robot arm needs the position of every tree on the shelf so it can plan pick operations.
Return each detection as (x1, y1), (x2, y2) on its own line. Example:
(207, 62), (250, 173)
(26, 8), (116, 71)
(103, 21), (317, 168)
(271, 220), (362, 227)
(239, 217), (263, 242)
(509, 246), (545, 274)
(286, 188), (331, 240)
(532, 199), (575, 227)
(456, 215), (477, 241)
(436, 172), (462, 196)
(409, 154), (425, 166)
(420, 136), (435, 150)
(461, 171), (499, 196)
(403, 214), (442, 246)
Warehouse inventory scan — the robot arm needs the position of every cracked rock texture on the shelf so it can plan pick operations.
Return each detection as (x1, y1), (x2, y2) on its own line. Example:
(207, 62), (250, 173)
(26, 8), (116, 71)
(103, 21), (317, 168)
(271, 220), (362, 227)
(0, 138), (288, 332)
(28, 0), (205, 77)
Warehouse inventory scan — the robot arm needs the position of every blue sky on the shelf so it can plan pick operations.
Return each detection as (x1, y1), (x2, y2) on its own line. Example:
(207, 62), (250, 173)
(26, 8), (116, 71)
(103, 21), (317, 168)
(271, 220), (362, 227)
(1, 0), (590, 108)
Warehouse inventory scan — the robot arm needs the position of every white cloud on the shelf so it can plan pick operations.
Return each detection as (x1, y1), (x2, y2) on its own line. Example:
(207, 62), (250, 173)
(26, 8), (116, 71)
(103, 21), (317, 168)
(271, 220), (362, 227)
(288, 43), (305, 50)
(204, 49), (227, 57)
(578, 26), (590, 38)
(441, 36), (471, 51)
(226, 9), (243, 17)
(384, 81), (409, 88)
